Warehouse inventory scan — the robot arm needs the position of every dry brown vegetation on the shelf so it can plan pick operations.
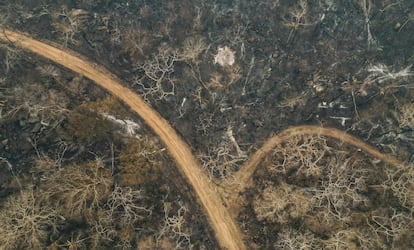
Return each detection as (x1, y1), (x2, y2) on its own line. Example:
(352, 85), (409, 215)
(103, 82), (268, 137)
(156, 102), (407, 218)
(37, 159), (113, 222)
(0, 189), (63, 250)
(0, 29), (243, 250)
(1, 0), (414, 249)
(117, 137), (161, 187)
(240, 134), (414, 249)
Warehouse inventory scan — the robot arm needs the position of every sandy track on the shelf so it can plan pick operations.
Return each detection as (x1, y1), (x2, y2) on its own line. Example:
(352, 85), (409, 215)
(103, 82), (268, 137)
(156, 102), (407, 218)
(0, 29), (246, 250)
(233, 125), (405, 193)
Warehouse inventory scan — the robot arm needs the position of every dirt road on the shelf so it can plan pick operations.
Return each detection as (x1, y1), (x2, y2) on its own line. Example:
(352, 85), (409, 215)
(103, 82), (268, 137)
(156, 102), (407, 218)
(233, 125), (405, 194)
(0, 29), (246, 250)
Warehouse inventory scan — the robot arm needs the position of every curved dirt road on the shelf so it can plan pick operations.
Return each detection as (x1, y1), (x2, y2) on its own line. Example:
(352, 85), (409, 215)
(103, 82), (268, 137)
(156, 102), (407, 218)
(3, 29), (406, 250)
(0, 29), (246, 250)
(233, 125), (405, 193)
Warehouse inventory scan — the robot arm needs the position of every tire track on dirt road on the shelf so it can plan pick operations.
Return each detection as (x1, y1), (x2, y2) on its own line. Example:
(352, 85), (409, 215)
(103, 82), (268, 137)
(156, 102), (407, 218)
(0, 29), (246, 250)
